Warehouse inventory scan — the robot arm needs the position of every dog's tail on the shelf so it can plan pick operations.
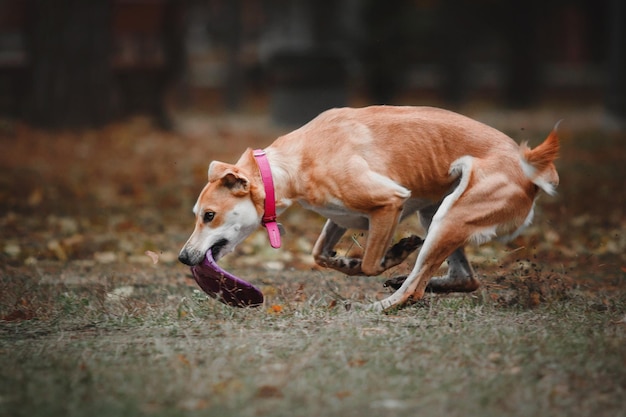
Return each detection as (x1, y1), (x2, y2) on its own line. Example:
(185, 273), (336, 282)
(519, 121), (561, 196)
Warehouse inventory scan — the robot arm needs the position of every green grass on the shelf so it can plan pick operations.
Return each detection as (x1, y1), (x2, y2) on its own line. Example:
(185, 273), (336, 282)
(1, 276), (625, 417)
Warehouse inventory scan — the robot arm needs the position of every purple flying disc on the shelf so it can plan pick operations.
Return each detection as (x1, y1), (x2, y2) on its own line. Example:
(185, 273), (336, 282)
(190, 249), (264, 307)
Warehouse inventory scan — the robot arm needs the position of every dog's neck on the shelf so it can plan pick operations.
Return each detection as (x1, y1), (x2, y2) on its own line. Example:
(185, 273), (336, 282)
(260, 147), (300, 212)
(253, 149), (281, 248)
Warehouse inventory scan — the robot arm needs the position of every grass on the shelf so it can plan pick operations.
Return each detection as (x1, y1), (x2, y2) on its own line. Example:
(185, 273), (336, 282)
(1, 271), (625, 417)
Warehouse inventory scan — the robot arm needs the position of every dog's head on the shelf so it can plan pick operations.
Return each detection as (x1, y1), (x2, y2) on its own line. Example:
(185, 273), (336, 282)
(178, 156), (264, 266)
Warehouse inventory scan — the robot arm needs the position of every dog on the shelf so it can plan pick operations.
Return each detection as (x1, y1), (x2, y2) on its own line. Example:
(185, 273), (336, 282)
(179, 106), (559, 312)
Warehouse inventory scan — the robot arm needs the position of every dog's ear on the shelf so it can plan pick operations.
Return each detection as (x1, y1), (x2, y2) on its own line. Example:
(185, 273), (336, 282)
(208, 161), (250, 196)
(208, 161), (230, 182)
(221, 171), (250, 196)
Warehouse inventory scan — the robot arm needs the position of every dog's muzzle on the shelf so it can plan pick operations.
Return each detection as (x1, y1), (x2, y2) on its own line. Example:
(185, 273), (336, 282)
(178, 247), (203, 266)
(178, 238), (229, 266)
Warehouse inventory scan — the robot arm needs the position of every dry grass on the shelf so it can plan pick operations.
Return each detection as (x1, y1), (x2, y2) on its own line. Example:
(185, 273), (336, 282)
(1, 264), (625, 417)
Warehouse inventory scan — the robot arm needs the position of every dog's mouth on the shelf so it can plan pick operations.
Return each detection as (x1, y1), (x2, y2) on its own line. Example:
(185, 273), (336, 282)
(210, 238), (229, 260)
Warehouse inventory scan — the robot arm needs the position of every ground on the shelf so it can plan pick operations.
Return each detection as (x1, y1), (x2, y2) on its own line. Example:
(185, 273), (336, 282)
(0, 104), (625, 417)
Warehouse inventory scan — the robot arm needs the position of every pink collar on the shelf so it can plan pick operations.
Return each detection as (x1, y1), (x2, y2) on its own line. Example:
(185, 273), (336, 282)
(253, 149), (281, 248)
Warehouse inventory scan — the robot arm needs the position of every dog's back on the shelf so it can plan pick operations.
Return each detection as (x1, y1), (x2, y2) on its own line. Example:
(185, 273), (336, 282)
(277, 106), (547, 202)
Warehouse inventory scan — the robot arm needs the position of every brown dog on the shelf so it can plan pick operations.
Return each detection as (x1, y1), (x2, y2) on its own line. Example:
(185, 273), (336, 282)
(179, 106), (559, 311)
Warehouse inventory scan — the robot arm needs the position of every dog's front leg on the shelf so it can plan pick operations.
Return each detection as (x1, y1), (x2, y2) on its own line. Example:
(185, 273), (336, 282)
(314, 206), (400, 277)
(316, 235), (424, 276)
(313, 220), (364, 276)
(313, 220), (347, 261)
(359, 206), (404, 276)
(314, 216), (423, 276)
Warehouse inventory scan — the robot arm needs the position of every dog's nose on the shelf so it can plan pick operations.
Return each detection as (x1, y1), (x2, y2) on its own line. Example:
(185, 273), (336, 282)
(178, 250), (191, 266)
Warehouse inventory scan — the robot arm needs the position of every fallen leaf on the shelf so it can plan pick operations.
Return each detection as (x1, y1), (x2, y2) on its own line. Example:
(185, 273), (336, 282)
(177, 354), (191, 367)
(256, 385), (283, 398)
(268, 304), (283, 314)
(212, 378), (243, 395)
(1, 309), (35, 322)
(27, 188), (43, 206)
(264, 261), (284, 270)
(178, 398), (209, 411)
(62, 234), (84, 248)
(47, 240), (67, 262)
(106, 286), (134, 300)
(487, 352), (502, 362)
(145, 250), (159, 264)
(294, 283), (306, 302)
(335, 390), (352, 399)
(348, 358), (367, 367)
(3, 242), (21, 258)
(529, 292), (541, 307)
(94, 251), (116, 264)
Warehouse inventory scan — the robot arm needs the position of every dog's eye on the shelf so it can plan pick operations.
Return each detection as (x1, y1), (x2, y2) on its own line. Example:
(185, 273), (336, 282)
(203, 211), (215, 223)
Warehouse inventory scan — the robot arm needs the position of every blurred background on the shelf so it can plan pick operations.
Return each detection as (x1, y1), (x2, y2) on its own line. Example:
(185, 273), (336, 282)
(1, 0), (624, 282)
(2, 4), (625, 414)
(0, 0), (624, 129)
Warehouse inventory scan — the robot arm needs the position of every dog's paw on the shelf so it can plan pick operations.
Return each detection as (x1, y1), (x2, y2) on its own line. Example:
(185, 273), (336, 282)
(383, 275), (407, 290)
(315, 255), (363, 276)
(381, 235), (424, 269)
(384, 273), (480, 294)
(426, 275), (480, 293)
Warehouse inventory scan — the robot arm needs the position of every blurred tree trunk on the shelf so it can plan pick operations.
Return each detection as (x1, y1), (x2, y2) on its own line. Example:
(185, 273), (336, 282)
(24, 0), (117, 128)
(606, 0), (626, 128)
(263, 0), (349, 126)
(504, 0), (539, 107)
(361, 0), (413, 104)
(223, 0), (243, 111)
(438, 0), (469, 105)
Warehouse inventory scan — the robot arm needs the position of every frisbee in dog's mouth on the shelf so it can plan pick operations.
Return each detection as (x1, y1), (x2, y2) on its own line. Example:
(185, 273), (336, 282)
(189, 248), (264, 308)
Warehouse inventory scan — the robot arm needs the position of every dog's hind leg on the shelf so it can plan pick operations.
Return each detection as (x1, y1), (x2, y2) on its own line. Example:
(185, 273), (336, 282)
(419, 203), (479, 291)
(372, 156), (536, 311)
(385, 246), (478, 292)
(384, 204), (478, 292)
(373, 214), (469, 311)
(426, 246), (479, 292)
